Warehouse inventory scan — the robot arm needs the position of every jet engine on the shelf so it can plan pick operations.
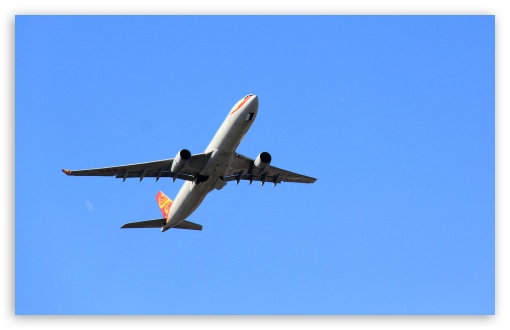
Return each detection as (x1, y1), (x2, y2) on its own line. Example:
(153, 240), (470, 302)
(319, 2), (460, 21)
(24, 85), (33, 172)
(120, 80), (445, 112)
(252, 152), (271, 176)
(171, 149), (192, 174)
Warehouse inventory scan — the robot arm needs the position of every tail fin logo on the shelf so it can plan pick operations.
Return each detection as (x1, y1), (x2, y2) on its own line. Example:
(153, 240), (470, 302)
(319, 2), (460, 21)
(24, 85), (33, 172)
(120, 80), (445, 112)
(156, 191), (172, 218)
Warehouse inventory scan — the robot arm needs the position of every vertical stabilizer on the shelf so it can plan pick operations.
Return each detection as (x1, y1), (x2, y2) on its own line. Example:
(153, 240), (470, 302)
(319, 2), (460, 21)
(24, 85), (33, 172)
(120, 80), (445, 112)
(156, 191), (173, 219)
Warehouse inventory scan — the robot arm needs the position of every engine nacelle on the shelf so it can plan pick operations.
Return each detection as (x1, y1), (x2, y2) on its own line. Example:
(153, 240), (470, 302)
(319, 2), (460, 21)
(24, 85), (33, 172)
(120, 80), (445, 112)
(252, 152), (271, 176)
(171, 149), (191, 174)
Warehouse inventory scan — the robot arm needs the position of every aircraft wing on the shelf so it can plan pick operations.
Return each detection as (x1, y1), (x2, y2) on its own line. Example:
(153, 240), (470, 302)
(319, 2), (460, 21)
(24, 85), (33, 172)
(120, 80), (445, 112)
(225, 153), (317, 185)
(62, 152), (211, 182)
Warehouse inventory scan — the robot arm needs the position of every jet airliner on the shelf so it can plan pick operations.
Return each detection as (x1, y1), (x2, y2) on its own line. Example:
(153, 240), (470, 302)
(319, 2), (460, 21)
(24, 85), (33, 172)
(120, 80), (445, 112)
(62, 95), (316, 232)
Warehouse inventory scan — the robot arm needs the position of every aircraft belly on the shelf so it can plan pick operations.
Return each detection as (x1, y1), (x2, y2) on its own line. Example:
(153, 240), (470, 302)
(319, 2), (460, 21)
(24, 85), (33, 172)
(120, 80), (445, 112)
(165, 97), (257, 229)
(199, 149), (234, 178)
(166, 181), (210, 228)
(206, 115), (252, 153)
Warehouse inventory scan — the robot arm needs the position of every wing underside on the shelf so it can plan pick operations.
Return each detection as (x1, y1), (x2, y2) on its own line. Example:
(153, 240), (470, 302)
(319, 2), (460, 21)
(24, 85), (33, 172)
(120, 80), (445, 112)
(224, 153), (317, 185)
(62, 152), (316, 185)
(62, 152), (211, 182)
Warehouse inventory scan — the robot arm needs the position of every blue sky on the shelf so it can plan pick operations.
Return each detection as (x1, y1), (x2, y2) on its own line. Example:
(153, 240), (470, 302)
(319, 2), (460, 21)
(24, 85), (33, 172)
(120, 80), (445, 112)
(14, 13), (495, 317)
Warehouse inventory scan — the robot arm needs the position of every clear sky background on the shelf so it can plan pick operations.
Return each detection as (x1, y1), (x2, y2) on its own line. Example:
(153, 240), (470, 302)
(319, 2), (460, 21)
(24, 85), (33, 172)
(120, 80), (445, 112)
(4, 1), (506, 328)
(14, 14), (495, 316)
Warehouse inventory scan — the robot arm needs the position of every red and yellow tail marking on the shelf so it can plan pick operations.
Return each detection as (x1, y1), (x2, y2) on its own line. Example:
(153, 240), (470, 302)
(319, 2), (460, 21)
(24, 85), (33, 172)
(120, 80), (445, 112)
(156, 191), (173, 219)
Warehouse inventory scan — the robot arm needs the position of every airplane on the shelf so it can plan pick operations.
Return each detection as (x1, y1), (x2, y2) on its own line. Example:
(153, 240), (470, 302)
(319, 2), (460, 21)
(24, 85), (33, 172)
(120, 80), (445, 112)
(62, 94), (316, 232)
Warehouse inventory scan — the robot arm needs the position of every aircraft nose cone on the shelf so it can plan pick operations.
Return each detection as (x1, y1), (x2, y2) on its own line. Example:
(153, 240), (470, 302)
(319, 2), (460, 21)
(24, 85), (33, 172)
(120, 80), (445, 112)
(248, 95), (259, 110)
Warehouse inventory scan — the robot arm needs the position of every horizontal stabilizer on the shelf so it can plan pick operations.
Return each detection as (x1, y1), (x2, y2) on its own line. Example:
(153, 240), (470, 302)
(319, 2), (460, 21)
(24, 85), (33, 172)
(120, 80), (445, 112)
(121, 218), (166, 229)
(120, 218), (202, 231)
(173, 220), (203, 231)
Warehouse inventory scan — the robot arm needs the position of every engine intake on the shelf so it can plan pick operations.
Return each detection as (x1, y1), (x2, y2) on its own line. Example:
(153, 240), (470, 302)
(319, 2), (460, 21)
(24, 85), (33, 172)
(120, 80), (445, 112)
(171, 149), (192, 174)
(253, 152), (271, 176)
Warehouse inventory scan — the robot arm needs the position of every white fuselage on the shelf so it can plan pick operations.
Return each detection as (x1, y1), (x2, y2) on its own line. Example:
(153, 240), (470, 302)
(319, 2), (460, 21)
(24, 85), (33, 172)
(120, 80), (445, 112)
(162, 95), (259, 231)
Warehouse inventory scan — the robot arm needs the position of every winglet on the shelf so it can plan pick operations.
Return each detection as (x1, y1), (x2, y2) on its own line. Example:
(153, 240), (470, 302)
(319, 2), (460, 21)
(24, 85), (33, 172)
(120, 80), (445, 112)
(156, 191), (173, 219)
(62, 169), (72, 175)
